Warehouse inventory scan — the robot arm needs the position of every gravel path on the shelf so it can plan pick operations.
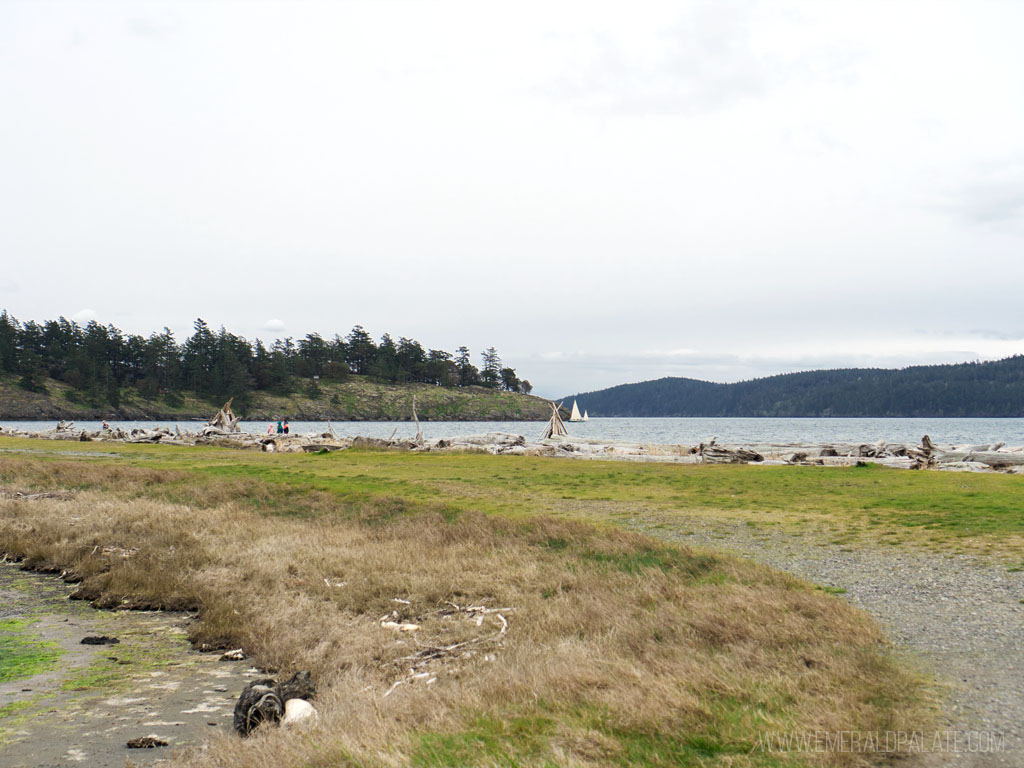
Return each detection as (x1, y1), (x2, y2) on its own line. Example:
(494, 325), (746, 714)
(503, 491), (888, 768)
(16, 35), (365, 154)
(626, 515), (1024, 767)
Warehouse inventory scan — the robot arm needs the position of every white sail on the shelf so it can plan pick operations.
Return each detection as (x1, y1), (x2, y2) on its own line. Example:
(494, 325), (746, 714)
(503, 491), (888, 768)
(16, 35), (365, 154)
(569, 399), (583, 422)
(582, 410), (589, 421)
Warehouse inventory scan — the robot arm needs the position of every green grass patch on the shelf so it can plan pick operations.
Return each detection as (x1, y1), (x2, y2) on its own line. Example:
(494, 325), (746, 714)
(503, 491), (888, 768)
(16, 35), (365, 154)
(815, 585), (848, 595)
(0, 619), (62, 684)
(411, 706), (801, 768)
(579, 547), (718, 578)
(0, 700), (35, 719)
(413, 715), (557, 767)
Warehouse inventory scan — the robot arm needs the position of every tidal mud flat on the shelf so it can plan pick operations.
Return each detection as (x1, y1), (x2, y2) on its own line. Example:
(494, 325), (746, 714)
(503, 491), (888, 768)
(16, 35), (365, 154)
(0, 564), (257, 768)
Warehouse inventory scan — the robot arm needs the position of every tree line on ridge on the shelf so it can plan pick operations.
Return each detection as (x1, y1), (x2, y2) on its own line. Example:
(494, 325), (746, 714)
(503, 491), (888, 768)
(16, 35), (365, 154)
(0, 311), (531, 410)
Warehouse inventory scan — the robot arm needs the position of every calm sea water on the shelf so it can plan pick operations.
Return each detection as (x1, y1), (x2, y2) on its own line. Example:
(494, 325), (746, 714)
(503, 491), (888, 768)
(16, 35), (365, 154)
(3, 418), (1023, 446)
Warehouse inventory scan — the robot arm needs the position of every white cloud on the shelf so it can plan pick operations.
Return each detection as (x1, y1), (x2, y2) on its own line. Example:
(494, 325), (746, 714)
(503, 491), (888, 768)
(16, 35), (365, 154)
(262, 318), (286, 332)
(71, 309), (97, 323)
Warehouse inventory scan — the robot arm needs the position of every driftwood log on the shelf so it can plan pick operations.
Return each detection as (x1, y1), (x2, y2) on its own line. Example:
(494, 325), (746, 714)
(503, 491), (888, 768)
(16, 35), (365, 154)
(932, 450), (1024, 468)
(697, 440), (763, 464)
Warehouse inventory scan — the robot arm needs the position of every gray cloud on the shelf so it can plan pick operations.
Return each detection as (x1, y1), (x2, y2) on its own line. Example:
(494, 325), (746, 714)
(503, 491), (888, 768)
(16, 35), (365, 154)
(553, 2), (769, 116)
(940, 163), (1024, 225)
(126, 16), (174, 40)
(551, 2), (864, 117)
(966, 329), (1024, 342)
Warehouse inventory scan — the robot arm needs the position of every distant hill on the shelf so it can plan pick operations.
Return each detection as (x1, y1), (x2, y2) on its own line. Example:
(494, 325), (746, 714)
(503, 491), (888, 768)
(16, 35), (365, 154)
(563, 356), (1024, 418)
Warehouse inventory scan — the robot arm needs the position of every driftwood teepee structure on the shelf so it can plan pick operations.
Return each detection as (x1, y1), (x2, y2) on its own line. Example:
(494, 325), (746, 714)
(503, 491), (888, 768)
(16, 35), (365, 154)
(542, 401), (569, 440)
(207, 398), (241, 433)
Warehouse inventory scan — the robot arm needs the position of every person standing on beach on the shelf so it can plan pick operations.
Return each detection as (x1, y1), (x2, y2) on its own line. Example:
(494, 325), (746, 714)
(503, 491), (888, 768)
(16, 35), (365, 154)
(276, 420), (284, 434)
(283, 420), (290, 434)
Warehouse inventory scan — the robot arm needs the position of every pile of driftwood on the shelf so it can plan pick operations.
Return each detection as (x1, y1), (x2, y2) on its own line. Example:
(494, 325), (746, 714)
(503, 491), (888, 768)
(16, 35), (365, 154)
(392, 433), (1024, 474)
(686, 435), (1024, 473)
(0, 401), (351, 453)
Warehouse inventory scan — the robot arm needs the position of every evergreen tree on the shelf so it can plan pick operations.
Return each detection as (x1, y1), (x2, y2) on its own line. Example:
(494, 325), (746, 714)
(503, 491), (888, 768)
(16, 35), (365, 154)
(345, 325), (376, 374)
(144, 328), (181, 391)
(182, 319), (217, 395)
(211, 327), (253, 405)
(371, 333), (398, 381)
(266, 337), (297, 395)
(396, 337), (426, 383)
(455, 346), (480, 386)
(481, 347), (502, 389)
(0, 311), (19, 373)
(17, 349), (47, 393)
(500, 367), (520, 392)
(427, 349), (457, 386)
(297, 333), (329, 378)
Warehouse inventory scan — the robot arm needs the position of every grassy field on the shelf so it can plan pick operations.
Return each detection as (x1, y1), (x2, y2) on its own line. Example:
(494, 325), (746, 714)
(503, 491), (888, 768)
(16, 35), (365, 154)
(0, 437), (977, 766)
(4, 435), (1021, 557)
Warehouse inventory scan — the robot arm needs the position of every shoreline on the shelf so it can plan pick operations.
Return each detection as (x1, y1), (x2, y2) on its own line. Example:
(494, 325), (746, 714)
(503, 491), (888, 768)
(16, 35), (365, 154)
(4, 423), (1023, 474)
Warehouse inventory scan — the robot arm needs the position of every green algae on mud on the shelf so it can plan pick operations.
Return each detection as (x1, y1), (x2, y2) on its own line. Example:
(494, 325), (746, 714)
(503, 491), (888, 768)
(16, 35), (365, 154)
(0, 619), (62, 684)
(59, 622), (196, 693)
(0, 564), (256, 765)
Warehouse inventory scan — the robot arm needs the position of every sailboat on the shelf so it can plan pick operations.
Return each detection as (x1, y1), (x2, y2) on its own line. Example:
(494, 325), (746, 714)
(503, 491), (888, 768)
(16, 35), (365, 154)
(582, 410), (589, 421)
(568, 399), (584, 422)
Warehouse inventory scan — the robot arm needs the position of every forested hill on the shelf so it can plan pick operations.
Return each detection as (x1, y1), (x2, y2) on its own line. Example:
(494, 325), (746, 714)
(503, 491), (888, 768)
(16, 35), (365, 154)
(564, 356), (1024, 418)
(0, 312), (536, 419)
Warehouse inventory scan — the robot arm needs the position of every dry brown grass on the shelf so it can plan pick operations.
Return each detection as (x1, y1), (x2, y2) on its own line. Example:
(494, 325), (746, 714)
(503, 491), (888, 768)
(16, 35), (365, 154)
(0, 457), (929, 767)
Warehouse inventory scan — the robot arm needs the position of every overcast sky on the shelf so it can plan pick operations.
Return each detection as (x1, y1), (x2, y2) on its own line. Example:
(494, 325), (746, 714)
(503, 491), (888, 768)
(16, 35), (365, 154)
(2, 1), (1023, 397)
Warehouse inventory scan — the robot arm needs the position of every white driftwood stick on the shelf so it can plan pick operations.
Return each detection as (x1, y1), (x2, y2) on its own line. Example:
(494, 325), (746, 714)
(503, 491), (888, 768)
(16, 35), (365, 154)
(412, 396), (424, 444)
